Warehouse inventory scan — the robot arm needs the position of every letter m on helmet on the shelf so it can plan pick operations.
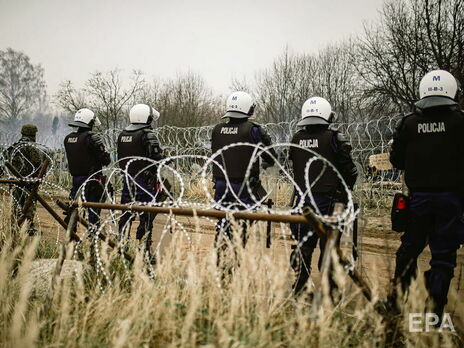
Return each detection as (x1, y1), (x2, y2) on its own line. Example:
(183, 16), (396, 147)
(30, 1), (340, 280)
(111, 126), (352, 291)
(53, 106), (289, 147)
(433, 76), (441, 81)
(232, 96), (238, 101)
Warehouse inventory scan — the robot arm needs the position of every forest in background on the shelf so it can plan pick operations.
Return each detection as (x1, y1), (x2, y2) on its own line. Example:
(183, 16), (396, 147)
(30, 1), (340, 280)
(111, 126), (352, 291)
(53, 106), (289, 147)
(0, 0), (463, 141)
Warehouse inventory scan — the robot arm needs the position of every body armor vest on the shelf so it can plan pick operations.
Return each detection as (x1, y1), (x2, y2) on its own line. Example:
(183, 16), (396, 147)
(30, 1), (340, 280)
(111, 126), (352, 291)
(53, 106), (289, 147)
(402, 108), (464, 191)
(211, 120), (259, 181)
(290, 128), (339, 194)
(64, 131), (102, 176)
(117, 129), (154, 177)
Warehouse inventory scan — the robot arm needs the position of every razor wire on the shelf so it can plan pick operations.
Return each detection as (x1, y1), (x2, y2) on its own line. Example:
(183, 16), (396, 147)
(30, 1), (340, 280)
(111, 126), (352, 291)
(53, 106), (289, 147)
(91, 114), (402, 212)
(0, 115), (403, 207)
(0, 114), (402, 287)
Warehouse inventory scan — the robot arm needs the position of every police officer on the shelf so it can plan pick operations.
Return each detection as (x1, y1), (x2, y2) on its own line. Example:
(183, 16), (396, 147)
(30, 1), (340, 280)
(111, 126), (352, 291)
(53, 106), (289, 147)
(289, 97), (357, 295)
(117, 104), (164, 258)
(211, 91), (276, 251)
(389, 70), (463, 320)
(64, 108), (111, 233)
(8, 124), (43, 235)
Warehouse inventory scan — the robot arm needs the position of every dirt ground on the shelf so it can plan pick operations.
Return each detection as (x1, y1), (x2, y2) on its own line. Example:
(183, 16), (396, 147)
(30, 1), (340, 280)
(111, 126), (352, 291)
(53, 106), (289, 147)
(32, 196), (464, 328)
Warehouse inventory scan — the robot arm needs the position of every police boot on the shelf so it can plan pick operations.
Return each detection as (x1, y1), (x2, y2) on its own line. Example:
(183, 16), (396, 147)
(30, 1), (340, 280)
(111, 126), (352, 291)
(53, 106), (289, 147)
(424, 265), (454, 320)
(394, 247), (419, 294)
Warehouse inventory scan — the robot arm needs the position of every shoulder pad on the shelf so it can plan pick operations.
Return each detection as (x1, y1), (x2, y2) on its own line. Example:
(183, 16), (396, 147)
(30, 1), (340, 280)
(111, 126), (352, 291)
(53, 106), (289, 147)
(213, 123), (226, 130)
(88, 132), (104, 145)
(336, 132), (349, 142)
(145, 130), (158, 139)
(255, 124), (271, 137)
(395, 112), (414, 128)
(144, 130), (159, 142)
(250, 121), (261, 127)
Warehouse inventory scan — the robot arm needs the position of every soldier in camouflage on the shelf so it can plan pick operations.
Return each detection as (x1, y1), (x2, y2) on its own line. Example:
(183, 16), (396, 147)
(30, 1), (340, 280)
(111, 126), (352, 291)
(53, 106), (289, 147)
(8, 124), (43, 235)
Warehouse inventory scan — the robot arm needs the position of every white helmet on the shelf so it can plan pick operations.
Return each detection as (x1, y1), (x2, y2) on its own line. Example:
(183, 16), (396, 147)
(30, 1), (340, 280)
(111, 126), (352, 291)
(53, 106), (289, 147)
(69, 108), (101, 128)
(129, 104), (160, 123)
(419, 70), (458, 99)
(222, 91), (256, 119)
(297, 97), (334, 126)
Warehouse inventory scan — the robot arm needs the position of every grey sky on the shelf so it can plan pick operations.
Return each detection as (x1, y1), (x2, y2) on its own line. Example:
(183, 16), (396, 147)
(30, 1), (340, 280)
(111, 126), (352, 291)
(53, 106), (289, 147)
(0, 0), (384, 96)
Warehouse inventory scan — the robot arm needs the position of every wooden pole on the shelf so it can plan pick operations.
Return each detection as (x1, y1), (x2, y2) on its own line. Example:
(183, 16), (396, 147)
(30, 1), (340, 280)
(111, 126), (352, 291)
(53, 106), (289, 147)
(62, 200), (328, 225)
(56, 200), (134, 263)
(301, 206), (386, 317)
(5, 163), (72, 232)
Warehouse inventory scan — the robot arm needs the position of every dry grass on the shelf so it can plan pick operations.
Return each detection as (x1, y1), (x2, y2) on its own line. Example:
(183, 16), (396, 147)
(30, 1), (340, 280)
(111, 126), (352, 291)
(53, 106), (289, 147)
(0, 217), (463, 348)
(0, 190), (463, 347)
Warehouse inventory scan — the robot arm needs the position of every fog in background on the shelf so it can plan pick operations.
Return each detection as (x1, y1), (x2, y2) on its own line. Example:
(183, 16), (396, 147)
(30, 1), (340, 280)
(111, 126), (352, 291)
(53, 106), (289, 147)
(0, 0), (383, 95)
(2, 0), (463, 147)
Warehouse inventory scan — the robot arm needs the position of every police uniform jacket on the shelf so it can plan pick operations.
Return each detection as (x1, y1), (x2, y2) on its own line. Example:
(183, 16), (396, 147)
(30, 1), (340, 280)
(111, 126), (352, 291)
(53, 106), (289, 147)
(211, 118), (275, 182)
(64, 129), (111, 177)
(117, 125), (164, 178)
(390, 103), (464, 192)
(289, 124), (357, 195)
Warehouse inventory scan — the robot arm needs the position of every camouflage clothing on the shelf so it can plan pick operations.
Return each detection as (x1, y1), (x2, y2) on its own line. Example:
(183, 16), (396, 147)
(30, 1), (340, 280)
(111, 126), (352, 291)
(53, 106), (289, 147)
(12, 185), (36, 225)
(7, 133), (43, 230)
(9, 136), (43, 177)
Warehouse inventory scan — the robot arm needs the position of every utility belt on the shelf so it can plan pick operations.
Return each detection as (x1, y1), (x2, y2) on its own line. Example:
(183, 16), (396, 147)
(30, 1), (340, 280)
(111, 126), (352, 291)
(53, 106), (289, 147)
(73, 173), (110, 200)
(123, 171), (171, 200)
(391, 193), (409, 232)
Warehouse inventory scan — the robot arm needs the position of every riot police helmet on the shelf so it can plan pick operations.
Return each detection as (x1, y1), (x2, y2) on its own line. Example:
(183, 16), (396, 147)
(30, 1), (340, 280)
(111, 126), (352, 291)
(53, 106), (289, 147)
(69, 108), (101, 129)
(416, 70), (460, 109)
(222, 91), (256, 119)
(297, 97), (336, 127)
(126, 104), (160, 131)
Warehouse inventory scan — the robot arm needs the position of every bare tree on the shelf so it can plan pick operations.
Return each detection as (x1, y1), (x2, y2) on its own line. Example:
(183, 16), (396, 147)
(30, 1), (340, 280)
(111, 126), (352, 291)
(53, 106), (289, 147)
(0, 48), (47, 129)
(252, 48), (315, 123)
(54, 80), (87, 114)
(55, 69), (147, 129)
(86, 69), (146, 128)
(56, 70), (221, 128)
(156, 72), (222, 127)
(356, 0), (464, 112)
(311, 42), (369, 123)
(247, 45), (367, 124)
